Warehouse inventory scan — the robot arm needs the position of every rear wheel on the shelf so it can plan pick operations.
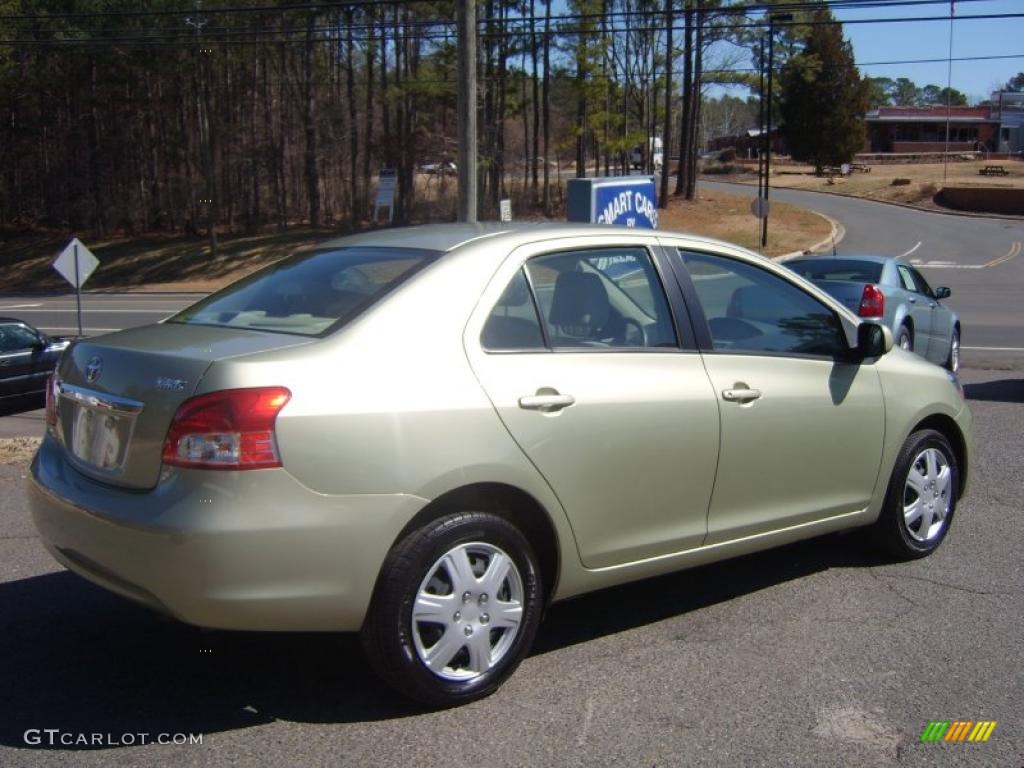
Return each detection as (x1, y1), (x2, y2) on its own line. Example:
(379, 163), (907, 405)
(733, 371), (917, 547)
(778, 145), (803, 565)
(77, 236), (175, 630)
(871, 429), (958, 559)
(361, 512), (543, 707)
(896, 324), (913, 353)
(945, 328), (960, 372)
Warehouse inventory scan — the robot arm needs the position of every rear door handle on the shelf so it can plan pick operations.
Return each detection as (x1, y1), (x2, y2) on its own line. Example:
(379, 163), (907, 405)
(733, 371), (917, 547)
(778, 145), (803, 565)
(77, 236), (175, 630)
(722, 388), (762, 403)
(518, 393), (576, 412)
(907, 296), (916, 303)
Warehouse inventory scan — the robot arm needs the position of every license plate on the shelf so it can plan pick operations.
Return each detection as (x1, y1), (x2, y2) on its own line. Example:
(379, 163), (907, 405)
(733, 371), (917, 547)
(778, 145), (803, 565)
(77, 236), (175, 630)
(69, 403), (135, 472)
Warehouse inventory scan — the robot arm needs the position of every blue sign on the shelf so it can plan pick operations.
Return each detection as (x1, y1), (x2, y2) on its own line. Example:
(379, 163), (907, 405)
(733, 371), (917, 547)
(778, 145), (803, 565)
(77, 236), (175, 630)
(566, 176), (659, 229)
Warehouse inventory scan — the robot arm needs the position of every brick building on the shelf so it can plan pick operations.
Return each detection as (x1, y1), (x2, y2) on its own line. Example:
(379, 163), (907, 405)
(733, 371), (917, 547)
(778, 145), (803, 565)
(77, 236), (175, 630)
(863, 106), (999, 153)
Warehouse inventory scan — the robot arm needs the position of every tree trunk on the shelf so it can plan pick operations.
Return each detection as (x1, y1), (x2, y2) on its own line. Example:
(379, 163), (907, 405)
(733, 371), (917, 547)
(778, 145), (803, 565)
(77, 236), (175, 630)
(303, 12), (321, 229)
(659, 0), (673, 209)
(542, 0), (552, 215)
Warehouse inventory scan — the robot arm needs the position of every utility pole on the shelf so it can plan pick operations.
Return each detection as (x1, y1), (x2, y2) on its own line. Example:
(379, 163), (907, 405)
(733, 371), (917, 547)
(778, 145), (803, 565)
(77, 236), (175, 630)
(456, 0), (478, 222)
(761, 13), (792, 250)
(757, 31), (766, 253)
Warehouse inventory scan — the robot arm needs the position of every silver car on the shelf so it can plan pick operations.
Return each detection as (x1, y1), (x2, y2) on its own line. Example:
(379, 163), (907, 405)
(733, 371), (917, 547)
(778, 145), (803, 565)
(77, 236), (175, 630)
(786, 255), (961, 372)
(29, 224), (972, 706)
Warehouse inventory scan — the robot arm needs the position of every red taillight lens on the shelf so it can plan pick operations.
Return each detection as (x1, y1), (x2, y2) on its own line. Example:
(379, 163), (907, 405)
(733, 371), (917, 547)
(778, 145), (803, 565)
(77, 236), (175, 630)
(162, 387), (291, 470)
(45, 375), (58, 428)
(858, 284), (885, 317)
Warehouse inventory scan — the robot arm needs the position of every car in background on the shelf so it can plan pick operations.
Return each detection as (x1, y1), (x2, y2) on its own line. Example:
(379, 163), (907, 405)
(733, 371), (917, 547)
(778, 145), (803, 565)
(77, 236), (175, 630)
(0, 318), (69, 405)
(29, 225), (971, 707)
(421, 161), (457, 176)
(786, 255), (960, 372)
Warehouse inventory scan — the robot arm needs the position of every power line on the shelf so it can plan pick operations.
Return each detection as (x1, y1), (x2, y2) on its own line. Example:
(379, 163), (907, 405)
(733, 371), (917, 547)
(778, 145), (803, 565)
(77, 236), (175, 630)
(4, 10), (1023, 47)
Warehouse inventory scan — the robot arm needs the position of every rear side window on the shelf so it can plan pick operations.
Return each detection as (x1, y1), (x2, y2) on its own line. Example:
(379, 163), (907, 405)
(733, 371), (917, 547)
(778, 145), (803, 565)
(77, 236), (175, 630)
(169, 246), (439, 336)
(481, 270), (546, 351)
(482, 247), (678, 351)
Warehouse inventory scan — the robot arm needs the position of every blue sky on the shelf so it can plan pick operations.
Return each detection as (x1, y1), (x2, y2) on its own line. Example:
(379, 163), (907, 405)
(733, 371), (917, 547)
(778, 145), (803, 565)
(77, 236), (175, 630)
(837, 0), (1023, 102)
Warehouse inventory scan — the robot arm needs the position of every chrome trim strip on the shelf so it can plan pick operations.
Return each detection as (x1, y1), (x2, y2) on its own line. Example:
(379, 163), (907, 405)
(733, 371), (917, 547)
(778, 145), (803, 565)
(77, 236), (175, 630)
(57, 382), (144, 414)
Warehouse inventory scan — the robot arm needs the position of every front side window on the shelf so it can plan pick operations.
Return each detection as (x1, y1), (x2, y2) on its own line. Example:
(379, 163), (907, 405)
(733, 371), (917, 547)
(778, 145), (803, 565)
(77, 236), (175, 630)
(680, 250), (847, 357)
(169, 246), (439, 337)
(0, 324), (40, 353)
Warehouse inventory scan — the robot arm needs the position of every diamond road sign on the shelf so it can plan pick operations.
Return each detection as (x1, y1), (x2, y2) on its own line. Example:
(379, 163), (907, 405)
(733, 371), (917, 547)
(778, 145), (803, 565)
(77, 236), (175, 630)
(52, 238), (99, 288)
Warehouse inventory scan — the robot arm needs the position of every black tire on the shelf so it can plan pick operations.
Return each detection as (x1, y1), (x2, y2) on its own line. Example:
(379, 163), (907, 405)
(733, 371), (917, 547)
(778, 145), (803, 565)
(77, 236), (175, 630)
(361, 511), (543, 707)
(945, 328), (961, 373)
(871, 429), (958, 560)
(896, 324), (913, 353)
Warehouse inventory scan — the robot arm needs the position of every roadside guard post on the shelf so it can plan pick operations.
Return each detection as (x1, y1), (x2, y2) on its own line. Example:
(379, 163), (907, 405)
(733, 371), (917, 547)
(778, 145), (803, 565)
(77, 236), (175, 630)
(566, 176), (659, 229)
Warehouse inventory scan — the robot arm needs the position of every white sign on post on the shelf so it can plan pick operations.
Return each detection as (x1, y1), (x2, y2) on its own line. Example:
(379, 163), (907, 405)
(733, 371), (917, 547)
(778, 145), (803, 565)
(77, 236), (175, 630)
(53, 238), (99, 288)
(52, 238), (98, 337)
(374, 169), (397, 223)
(499, 199), (513, 222)
(750, 197), (770, 219)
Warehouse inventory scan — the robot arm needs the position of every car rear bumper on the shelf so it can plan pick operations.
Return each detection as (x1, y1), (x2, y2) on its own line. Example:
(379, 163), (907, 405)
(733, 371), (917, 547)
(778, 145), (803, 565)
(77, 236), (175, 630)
(28, 434), (426, 631)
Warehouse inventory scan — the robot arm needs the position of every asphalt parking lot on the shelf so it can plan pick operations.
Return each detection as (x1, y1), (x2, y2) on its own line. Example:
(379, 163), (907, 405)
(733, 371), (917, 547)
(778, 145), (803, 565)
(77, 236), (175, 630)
(0, 366), (1019, 768)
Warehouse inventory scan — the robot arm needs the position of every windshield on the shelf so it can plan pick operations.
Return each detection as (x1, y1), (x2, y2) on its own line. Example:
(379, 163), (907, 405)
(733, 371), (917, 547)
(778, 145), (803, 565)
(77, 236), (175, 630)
(168, 246), (440, 336)
(788, 259), (884, 283)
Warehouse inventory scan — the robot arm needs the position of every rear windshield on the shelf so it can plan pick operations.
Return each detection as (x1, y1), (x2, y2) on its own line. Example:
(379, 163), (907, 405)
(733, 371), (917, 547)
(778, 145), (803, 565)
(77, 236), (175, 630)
(168, 246), (440, 336)
(788, 259), (883, 283)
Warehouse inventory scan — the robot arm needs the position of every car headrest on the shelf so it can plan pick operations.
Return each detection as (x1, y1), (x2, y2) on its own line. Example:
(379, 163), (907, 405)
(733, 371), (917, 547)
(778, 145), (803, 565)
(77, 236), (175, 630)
(548, 271), (611, 332)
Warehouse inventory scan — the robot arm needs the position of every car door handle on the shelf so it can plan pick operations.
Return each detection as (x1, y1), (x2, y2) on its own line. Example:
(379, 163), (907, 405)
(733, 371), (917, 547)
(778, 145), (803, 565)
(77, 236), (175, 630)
(907, 296), (916, 303)
(722, 388), (762, 403)
(518, 393), (575, 412)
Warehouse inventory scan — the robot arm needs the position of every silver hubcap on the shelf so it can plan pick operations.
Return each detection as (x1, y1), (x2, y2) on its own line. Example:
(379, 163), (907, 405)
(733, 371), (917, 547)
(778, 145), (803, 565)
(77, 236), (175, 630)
(903, 448), (952, 542)
(950, 335), (960, 372)
(900, 332), (912, 352)
(411, 542), (524, 681)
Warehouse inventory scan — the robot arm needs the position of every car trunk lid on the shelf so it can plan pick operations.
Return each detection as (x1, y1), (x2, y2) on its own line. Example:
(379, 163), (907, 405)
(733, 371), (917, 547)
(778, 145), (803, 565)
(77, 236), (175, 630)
(53, 323), (312, 489)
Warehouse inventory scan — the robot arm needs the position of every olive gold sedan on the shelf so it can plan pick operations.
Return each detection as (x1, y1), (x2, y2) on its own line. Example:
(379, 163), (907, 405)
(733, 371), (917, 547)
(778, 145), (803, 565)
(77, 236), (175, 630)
(29, 223), (972, 707)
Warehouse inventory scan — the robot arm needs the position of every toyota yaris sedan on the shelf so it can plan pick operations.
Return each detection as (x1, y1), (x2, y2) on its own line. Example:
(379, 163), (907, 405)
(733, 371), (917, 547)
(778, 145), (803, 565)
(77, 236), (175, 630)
(29, 224), (972, 706)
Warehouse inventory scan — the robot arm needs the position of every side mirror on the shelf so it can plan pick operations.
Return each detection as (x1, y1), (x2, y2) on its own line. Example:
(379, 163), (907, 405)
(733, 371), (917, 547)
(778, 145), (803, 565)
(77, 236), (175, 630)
(856, 322), (892, 360)
(933, 286), (951, 300)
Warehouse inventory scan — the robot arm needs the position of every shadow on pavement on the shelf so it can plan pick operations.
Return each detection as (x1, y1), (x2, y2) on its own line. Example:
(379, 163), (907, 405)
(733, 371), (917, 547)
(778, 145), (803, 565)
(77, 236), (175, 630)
(963, 378), (1024, 404)
(0, 396), (44, 418)
(0, 531), (887, 748)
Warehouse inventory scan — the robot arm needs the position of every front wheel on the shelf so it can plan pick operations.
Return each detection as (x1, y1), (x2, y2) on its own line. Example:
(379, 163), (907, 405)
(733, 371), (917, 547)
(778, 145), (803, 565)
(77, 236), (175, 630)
(870, 429), (958, 560)
(361, 512), (543, 707)
(945, 328), (960, 372)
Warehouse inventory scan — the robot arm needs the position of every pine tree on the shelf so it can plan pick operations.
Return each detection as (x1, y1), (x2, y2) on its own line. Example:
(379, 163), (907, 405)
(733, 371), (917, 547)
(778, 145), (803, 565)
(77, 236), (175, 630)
(779, 10), (869, 173)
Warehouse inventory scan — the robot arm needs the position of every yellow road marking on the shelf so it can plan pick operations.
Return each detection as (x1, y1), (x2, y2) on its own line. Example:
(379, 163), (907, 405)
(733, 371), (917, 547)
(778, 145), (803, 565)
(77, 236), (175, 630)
(984, 240), (1021, 268)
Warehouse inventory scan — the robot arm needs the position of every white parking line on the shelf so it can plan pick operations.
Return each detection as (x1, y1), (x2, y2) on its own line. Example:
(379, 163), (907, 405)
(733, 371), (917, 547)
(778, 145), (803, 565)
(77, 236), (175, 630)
(0, 303), (44, 309)
(897, 241), (922, 259)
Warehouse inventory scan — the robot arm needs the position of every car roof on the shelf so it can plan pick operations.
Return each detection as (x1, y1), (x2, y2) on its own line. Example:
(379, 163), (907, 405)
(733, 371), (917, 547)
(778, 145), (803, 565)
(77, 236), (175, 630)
(0, 317), (33, 325)
(317, 222), (760, 259)
(790, 254), (897, 265)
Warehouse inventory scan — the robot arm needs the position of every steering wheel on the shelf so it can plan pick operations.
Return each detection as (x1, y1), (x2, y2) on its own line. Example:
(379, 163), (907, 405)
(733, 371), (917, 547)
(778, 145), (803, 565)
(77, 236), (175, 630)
(621, 318), (649, 347)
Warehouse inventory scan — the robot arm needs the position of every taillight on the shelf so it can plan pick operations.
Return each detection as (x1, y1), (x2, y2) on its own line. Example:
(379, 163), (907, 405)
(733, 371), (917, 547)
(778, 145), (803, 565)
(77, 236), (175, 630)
(858, 284), (885, 317)
(45, 375), (58, 429)
(162, 387), (291, 470)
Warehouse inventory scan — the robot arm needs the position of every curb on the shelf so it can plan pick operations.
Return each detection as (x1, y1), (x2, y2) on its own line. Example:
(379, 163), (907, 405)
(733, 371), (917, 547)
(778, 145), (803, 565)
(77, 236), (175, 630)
(701, 177), (1024, 222)
(775, 211), (845, 262)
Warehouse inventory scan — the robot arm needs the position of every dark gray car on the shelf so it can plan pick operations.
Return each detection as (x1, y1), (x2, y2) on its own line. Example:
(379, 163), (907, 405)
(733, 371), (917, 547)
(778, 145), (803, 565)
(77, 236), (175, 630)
(787, 256), (960, 371)
(0, 318), (69, 404)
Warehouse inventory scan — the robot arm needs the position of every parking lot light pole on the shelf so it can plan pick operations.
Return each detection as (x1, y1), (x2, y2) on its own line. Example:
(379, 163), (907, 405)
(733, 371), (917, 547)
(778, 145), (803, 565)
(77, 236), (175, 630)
(762, 12), (793, 249)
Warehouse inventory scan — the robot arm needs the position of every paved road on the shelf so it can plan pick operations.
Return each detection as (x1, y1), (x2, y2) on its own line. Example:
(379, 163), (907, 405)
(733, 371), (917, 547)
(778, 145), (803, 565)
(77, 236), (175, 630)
(0, 367), (1019, 767)
(700, 181), (1024, 368)
(0, 294), (202, 337)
